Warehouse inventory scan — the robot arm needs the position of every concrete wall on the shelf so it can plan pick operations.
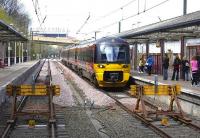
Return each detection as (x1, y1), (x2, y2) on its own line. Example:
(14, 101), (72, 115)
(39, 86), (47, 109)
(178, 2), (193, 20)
(0, 60), (40, 106)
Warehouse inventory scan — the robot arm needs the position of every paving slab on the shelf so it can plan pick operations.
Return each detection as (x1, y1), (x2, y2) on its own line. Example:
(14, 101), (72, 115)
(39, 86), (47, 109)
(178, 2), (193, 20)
(0, 60), (39, 105)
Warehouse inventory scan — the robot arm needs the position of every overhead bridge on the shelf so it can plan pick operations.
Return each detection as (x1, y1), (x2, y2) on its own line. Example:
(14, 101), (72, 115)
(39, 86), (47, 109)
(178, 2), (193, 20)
(32, 36), (79, 46)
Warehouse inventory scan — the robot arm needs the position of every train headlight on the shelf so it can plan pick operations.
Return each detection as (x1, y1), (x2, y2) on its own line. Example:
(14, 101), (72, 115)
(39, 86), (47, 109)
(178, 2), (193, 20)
(98, 64), (105, 68)
(122, 64), (128, 68)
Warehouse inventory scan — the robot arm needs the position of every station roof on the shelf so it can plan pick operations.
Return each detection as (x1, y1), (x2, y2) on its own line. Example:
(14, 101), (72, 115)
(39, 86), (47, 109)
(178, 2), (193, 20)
(115, 10), (200, 44)
(0, 20), (27, 41)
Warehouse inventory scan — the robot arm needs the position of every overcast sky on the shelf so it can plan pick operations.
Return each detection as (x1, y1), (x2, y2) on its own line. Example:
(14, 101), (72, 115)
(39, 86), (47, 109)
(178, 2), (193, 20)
(21, 0), (200, 40)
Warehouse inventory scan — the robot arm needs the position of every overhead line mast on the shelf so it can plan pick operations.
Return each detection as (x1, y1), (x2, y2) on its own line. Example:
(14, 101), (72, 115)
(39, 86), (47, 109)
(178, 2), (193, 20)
(183, 0), (187, 15)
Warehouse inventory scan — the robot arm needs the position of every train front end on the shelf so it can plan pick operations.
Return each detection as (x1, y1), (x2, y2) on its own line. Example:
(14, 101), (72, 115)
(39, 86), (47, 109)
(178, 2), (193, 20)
(94, 38), (130, 87)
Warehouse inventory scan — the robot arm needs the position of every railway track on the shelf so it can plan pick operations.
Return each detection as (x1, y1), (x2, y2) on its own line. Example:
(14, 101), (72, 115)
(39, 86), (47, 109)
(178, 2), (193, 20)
(0, 59), (63, 138)
(105, 90), (200, 138)
(54, 60), (161, 137)
(57, 60), (200, 138)
(134, 78), (200, 106)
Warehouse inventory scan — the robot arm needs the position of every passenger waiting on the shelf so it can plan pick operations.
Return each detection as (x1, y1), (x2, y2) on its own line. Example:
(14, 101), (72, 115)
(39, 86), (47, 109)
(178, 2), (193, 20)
(145, 55), (154, 76)
(171, 54), (181, 81)
(162, 54), (169, 80)
(138, 58), (145, 73)
(181, 57), (190, 81)
(190, 56), (199, 86)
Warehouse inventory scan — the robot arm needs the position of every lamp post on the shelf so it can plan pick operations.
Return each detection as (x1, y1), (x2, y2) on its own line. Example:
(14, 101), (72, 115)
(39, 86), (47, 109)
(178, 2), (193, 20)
(183, 0), (187, 15)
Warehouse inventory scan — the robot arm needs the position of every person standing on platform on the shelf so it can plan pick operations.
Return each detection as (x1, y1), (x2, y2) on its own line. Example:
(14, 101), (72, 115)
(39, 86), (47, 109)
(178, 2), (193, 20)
(162, 54), (169, 80)
(146, 55), (154, 76)
(138, 58), (145, 73)
(171, 54), (181, 81)
(190, 56), (199, 86)
(181, 57), (190, 81)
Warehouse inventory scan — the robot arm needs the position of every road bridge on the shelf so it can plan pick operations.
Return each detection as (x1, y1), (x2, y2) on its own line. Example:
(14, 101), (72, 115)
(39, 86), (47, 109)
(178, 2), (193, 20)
(32, 36), (79, 46)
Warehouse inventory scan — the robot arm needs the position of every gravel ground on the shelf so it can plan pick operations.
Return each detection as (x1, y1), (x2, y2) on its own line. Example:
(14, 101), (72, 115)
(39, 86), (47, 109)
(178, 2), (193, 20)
(51, 61), (75, 107)
(50, 61), (160, 138)
(56, 61), (115, 107)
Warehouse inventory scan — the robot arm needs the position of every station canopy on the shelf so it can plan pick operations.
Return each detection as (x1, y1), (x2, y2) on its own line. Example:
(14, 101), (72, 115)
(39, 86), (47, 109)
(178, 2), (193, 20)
(115, 10), (200, 44)
(0, 20), (27, 41)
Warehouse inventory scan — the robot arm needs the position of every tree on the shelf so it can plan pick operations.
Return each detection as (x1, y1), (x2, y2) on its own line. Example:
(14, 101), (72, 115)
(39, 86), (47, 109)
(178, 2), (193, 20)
(0, 0), (30, 34)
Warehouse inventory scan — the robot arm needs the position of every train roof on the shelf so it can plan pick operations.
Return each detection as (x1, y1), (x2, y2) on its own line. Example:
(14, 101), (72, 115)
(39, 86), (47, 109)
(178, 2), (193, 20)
(63, 37), (128, 50)
(96, 37), (129, 45)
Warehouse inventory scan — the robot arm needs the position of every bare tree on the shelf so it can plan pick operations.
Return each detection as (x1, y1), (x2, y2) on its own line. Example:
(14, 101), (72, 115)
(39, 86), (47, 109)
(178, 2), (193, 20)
(0, 0), (10, 9)
(0, 0), (30, 33)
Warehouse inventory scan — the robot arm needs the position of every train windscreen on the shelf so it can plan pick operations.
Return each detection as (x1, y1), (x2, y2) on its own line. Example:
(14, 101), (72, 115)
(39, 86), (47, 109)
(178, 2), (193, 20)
(97, 43), (130, 63)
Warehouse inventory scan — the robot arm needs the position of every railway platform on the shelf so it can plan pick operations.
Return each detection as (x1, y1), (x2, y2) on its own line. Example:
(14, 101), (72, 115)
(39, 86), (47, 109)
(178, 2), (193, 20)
(131, 70), (200, 118)
(131, 70), (200, 107)
(0, 60), (39, 106)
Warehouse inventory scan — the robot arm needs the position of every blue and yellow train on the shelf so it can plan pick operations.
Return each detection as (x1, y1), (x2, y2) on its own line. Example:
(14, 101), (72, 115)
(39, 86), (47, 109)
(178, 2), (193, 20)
(61, 37), (131, 87)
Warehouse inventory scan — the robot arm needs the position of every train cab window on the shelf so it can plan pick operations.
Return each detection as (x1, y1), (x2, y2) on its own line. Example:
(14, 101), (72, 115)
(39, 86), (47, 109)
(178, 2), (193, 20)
(101, 54), (107, 61)
(98, 43), (129, 63)
(118, 51), (125, 61)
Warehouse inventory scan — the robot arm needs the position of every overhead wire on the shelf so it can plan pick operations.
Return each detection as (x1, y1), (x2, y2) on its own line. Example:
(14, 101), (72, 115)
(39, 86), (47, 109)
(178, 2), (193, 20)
(123, 0), (169, 21)
(32, 0), (41, 26)
(78, 0), (137, 34)
(31, 0), (47, 32)
(87, 0), (169, 35)
(91, 0), (137, 23)
(76, 13), (91, 34)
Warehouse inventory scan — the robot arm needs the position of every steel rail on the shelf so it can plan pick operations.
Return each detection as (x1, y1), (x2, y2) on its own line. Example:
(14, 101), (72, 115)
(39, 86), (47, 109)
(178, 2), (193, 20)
(134, 79), (200, 132)
(59, 59), (200, 138)
(56, 61), (170, 138)
(33, 59), (46, 84)
(142, 97), (200, 132)
(57, 60), (200, 137)
(1, 96), (28, 138)
(47, 59), (56, 138)
(104, 92), (171, 138)
(1, 59), (47, 138)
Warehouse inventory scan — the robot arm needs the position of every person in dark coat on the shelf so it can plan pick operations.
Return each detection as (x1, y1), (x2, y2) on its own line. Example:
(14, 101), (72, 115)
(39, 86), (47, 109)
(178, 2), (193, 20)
(171, 54), (181, 81)
(181, 57), (190, 81)
(162, 54), (169, 80)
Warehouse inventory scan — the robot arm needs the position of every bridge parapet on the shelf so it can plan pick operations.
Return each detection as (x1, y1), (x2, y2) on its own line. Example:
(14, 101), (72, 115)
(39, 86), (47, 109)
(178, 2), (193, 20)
(32, 36), (79, 46)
